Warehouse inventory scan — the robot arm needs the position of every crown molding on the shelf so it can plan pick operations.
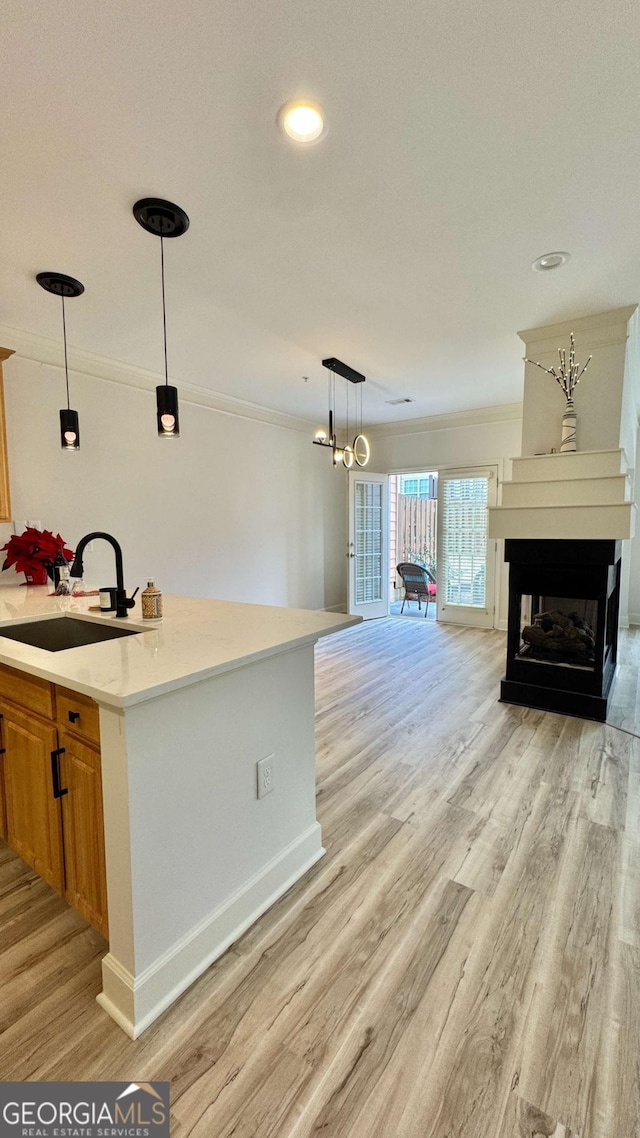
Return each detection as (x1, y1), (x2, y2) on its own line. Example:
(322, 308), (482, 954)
(518, 305), (638, 354)
(366, 401), (523, 439)
(0, 323), (528, 439)
(0, 323), (314, 435)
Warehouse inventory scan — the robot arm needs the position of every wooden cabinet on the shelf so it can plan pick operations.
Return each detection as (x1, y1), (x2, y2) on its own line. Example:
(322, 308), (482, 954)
(0, 748), (6, 840)
(0, 700), (64, 893)
(57, 686), (100, 747)
(0, 703), (6, 840)
(58, 731), (108, 936)
(0, 669), (108, 937)
(0, 661), (55, 719)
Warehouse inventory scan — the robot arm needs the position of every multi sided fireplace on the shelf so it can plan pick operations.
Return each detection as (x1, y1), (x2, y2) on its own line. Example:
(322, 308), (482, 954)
(501, 539), (621, 721)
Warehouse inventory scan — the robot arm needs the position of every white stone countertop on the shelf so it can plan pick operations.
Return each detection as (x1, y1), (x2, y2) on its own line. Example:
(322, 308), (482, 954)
(0, 585), (360, 709)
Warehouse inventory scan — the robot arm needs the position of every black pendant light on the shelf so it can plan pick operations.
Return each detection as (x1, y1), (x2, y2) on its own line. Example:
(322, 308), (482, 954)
(133, 197), (189, 438)
(36, 272), (84, 450)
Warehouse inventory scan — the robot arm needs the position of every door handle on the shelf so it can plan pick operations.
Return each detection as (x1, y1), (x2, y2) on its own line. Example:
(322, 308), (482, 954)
(68, 710), (80, 723)
(50, 748), (68, 799)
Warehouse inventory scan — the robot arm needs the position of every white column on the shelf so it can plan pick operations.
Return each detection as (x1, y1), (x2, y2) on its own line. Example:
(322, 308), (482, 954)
(518, 306), (637, 457)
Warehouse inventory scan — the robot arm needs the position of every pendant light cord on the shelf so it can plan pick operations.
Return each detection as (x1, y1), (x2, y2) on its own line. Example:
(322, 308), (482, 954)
(160, 235), (169, 386)
(61, 294), (71, 410)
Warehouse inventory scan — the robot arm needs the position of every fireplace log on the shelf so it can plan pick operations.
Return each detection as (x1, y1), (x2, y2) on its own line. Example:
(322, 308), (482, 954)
(521, 609), (595, 664)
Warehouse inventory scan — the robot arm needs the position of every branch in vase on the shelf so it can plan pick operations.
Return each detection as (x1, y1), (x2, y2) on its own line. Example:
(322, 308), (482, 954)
(524, 331), (592, 403)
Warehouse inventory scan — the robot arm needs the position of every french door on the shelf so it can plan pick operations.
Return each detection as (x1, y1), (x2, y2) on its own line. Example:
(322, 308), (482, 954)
(436, 467), (497, 628)
(347, 472), (389, 618)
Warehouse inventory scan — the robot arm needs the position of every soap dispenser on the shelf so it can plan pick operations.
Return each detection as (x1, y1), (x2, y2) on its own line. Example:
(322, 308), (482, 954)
(53, 550), (71, 595)
(141, 580), (163, 621)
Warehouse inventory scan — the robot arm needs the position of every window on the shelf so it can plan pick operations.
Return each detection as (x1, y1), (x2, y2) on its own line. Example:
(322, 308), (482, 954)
(442, 477), (489, 607)
(398, 474), (437, 499)
(355, 480), (383, 604)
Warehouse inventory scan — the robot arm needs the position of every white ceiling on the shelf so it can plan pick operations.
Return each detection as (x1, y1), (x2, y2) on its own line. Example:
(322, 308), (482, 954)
(1, 0), (639, 426)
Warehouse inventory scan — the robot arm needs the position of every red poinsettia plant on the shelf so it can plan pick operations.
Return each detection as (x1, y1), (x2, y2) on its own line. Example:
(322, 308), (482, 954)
(1, 527), (74, 585)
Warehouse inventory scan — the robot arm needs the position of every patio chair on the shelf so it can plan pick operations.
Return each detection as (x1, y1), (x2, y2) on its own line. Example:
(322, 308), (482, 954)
(396, 563), (437, 617)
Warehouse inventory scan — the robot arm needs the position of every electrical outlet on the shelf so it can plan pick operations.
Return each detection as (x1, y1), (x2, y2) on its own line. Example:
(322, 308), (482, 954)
(27, 519), (42, 531)
(257, 755), (275, 799)
(13, 521), (28, 535)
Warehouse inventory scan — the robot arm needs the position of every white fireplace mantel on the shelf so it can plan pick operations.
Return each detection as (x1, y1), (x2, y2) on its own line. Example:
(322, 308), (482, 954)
(489, 448), (635, 541)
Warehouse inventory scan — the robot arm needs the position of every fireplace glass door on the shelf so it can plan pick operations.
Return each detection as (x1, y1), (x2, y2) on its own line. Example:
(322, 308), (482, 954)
(517, 596), (598, 670)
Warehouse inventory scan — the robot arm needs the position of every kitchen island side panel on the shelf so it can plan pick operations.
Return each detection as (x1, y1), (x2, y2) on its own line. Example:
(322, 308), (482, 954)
(98, 641), (322, 1035)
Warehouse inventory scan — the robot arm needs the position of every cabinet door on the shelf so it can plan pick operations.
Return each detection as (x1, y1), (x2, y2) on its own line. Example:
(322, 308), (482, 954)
(58, 731), (108, 937)
(0, 712), (6, 840)
(0, 701), (64, 893)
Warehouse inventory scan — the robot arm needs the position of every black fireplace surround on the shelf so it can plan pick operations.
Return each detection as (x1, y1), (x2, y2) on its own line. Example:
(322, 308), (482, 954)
(501, 539), (621, 721)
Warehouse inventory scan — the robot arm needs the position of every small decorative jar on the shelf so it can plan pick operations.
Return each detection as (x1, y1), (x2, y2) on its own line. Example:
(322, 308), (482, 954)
(141, 580), (163, 620)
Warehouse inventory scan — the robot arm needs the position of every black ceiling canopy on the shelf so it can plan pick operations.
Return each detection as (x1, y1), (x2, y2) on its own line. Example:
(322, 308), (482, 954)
(36, 272), (84, 298)
(322, 357), (366, 384)
(133, 198), (190, 238)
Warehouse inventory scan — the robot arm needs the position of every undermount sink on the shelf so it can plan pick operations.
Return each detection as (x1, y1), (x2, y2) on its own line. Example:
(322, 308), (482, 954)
(0, 616), (142, 652)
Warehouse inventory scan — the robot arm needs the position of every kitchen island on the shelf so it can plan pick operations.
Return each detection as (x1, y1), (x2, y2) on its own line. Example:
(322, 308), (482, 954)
(0, 585), (359, 1037)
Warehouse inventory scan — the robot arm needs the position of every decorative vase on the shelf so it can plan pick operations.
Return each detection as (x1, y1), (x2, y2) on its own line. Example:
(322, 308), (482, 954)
(560, 398), (577, 453)
(23, 564), (50, 586)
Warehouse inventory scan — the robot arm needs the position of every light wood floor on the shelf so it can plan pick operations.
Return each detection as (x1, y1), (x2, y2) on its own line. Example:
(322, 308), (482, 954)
(1, 619), (640, 1138)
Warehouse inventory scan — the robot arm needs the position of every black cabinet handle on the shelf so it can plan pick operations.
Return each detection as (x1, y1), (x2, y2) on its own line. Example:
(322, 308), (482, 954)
(50, 748), (68, 798)
(68, 710), (80, 723)
(0, 748), (5, 755)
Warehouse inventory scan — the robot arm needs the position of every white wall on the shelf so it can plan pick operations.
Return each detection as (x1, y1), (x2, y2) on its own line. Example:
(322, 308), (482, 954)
(1, 353), (347, 611)
(4, 336), (638, 626)
(519, 306), (637, 457)
(368, 406), (524, 629)
(371, 411), (523, 474)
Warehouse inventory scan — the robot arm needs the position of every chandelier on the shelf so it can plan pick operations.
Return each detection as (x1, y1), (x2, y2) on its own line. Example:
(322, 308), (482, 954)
(313, 357), (370, 468)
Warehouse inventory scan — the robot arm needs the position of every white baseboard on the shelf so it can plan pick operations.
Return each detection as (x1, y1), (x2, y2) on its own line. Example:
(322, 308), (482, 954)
(97, 823), (325, 1039)
(627, 613), (640, 628)
(323, 602), (347, 613)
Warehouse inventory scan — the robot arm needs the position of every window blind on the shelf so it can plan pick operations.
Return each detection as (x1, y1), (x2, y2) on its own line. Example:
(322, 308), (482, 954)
(442, 477), (488, 607)
(355, 480), (383, 604)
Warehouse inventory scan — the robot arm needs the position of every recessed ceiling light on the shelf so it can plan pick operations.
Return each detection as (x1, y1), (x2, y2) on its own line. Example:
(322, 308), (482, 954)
(278, 100), (326, 144)
(532, 251), (571, 272)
